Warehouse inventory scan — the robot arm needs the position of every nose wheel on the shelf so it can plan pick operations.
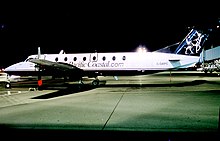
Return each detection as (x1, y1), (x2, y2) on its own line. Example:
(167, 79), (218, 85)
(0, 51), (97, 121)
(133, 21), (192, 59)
(5, 82), (11, 89)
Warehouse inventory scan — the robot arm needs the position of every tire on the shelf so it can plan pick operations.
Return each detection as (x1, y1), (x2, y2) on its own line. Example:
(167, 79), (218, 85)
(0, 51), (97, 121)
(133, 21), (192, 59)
(5, 82), (11, 89)
(92, 80), (99, 86)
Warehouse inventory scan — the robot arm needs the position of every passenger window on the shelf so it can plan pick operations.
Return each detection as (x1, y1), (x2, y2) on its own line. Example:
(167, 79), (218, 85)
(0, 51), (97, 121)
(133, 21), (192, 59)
(64, 57), (68, 61)
(55, 57), (58, 62)
(73, 57), (77, 61)
(122, 56), (126, 60)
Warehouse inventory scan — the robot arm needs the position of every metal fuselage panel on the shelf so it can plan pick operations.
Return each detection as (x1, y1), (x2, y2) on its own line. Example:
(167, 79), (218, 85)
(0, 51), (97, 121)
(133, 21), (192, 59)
(4, 52), (199, 76)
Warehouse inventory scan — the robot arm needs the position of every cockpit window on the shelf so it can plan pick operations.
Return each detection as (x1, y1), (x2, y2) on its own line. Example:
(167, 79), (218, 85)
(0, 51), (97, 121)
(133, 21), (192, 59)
(25, 58), (33, 62)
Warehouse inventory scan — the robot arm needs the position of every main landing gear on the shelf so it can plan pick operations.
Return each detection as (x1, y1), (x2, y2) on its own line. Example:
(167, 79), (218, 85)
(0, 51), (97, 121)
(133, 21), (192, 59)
(91, 79), (99, 86)
(78, 77), (100, 86)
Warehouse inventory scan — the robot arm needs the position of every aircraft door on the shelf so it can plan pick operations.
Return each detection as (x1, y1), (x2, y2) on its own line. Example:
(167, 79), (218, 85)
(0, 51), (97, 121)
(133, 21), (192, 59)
(90, 52), (98, 62)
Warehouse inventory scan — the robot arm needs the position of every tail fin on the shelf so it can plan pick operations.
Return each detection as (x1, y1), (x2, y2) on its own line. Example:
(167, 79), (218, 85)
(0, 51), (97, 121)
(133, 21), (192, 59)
(174, 28), (209, 55)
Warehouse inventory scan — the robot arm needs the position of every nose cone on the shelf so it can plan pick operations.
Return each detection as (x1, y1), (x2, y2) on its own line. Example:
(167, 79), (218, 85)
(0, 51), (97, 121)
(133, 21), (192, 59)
(4, 62), (36, 73)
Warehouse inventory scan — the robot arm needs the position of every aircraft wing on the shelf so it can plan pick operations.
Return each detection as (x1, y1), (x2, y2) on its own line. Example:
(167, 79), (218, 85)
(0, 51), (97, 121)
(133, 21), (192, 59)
(29, 59), (82, 72)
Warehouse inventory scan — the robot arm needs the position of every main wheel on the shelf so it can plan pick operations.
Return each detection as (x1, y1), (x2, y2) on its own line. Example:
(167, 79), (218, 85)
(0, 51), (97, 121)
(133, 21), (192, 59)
(92, 80), (99, 86)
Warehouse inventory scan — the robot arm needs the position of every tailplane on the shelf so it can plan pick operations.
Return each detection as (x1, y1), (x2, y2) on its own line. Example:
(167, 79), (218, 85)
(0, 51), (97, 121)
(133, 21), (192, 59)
(174, 28), (209, 56)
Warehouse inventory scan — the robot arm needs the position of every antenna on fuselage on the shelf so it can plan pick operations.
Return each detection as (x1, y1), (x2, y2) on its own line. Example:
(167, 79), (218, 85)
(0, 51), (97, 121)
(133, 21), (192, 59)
(38, 47), (41, 59)
(59, 50), (65, 54)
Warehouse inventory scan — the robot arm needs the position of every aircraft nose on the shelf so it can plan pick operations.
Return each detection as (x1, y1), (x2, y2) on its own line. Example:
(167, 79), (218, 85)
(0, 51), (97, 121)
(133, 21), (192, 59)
(4, 62), (36, 72)
(4, 64), (16, 72)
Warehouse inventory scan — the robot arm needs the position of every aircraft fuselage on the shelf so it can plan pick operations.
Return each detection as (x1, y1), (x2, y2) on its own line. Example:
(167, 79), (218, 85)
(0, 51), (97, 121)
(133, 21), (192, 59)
(5, 52), (199, 77)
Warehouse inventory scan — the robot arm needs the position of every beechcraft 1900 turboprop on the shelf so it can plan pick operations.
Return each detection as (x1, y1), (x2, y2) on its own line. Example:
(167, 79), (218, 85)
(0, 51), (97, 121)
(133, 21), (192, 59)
(4, 28), (209, 86)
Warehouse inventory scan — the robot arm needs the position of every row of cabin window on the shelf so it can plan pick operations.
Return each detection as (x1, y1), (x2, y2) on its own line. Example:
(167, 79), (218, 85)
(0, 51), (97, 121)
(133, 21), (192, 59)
(55, 56), (126, 62)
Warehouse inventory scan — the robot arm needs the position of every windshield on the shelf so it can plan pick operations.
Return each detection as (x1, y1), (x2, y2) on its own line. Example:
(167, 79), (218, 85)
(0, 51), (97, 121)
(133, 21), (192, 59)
(24, 57), (34, 62)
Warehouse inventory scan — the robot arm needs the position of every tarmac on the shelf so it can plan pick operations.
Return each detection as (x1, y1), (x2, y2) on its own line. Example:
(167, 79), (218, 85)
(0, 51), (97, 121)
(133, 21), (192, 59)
(0, 71), (220, 140)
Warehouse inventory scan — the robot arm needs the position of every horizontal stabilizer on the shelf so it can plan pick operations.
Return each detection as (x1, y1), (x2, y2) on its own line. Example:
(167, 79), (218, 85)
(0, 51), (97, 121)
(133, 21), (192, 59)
(169, 59), (180, 62)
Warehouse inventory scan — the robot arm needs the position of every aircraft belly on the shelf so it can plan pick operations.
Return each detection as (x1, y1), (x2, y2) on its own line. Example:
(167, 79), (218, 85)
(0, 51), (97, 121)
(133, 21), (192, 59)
(83, 70), (161, 76)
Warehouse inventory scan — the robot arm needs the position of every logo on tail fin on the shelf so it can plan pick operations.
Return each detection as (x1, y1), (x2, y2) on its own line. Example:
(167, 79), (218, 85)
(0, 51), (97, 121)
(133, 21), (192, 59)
(174, 29), (209, 55)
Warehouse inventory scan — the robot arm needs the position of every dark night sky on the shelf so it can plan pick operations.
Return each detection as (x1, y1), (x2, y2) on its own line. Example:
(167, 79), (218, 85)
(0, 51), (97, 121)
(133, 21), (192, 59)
(0, 2), (219, 68)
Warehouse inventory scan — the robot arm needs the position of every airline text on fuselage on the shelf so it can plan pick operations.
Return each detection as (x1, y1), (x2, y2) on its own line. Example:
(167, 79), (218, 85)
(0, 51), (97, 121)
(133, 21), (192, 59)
(69, 61), (124, 68)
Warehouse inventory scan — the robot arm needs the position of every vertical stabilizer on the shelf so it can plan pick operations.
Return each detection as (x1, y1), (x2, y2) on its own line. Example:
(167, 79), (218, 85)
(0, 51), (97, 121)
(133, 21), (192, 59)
(174, 29), (209, 56)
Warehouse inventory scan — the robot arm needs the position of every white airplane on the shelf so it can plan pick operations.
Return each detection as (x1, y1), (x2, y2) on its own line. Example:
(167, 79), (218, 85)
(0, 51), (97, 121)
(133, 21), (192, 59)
(4, 28), (209, 86)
